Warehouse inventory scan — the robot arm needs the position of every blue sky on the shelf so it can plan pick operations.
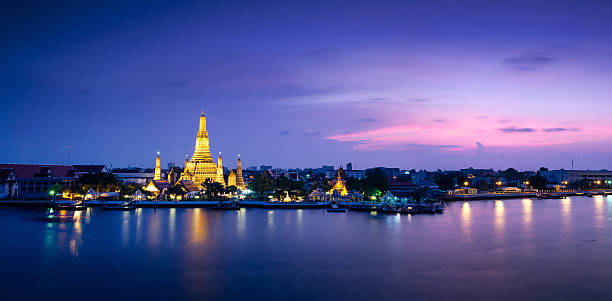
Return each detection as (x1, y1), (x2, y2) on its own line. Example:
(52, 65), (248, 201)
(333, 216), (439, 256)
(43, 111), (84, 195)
(2, 0), (612, 170)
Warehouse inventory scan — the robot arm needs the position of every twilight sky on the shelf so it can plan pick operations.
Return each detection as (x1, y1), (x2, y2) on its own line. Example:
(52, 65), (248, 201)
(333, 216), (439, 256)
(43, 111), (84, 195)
(2, 0), (612, 170)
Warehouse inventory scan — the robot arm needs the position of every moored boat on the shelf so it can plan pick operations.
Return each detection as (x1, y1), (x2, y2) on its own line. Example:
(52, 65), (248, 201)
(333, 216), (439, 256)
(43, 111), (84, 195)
(102, 200), (135, 211)
(211, 201), (240, 210)
(327, 203), (346, 213)
(51, 200), (86, 211)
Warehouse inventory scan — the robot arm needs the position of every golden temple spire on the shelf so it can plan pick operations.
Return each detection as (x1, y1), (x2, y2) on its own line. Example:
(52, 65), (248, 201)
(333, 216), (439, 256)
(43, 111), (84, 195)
(199, 111), (207, 132)
(216, 152), (225, 186)
(228, 170), (236, 187)
(236, 155), (245, 189)
(154, 152), (161, 180)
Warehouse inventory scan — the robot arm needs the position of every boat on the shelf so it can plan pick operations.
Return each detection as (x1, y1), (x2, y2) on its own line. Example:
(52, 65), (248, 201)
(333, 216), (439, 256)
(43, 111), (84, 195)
(102, 200), (135, 211)
(327, 203), (346, 213)
(377, 204), (400, 214)
(586, 193), (594, 197)
(348, 203), (377, 211)
(44, 208), (77, 222)
(211, 201), (240, 210)
(51, 200), (86, 211)
(537, 193), (566, 199)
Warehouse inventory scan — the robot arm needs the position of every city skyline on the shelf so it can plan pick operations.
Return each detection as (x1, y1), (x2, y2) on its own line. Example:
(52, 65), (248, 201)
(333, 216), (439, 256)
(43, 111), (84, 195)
(3, 1), (612, 170)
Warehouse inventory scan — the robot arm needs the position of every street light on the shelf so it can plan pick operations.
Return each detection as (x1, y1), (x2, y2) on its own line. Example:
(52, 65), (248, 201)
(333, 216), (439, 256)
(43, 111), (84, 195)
(464, 181), (469, 187)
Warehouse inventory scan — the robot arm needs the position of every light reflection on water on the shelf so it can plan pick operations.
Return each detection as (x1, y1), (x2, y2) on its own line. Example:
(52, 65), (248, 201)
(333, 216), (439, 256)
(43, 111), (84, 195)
(461, 201), (471, 240)
(3, 196), (612, 300)
(594, 195), (604, 229)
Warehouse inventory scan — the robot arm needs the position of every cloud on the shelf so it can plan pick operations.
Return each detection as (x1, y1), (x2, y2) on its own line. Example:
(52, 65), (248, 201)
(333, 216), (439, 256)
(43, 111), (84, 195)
(433, 119), (445, 123)
(169, 81), (188, 87)
(409, 98), (430, 102)
(279, 130), (291, 135)
(503, 52), (555, 70)
(367, 97), (388, 102)
(351, 143), (461, 151)
(357, 118), (379, 123)
(499, 127), (536, 133)
(303, 130), (322, 136)
(476, 141), (485, 151)
(73, 89), (91, 96)
(542, 127), (580, 132)
(476, 115), (489, 119)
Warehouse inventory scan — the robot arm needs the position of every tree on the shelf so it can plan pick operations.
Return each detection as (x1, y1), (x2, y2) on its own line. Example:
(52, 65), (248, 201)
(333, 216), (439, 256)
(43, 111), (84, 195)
(48, 184), (64, 197)
(528, 175), (548, 190)
(226, 185), (238, 195)
(202, 179), (225, 200)
(364, 168), (389, 196)
(249, 173), (275, 194)
(346, 177), (365, 192)
(434, 174), (455, 191)
(167, 185), (186, 198)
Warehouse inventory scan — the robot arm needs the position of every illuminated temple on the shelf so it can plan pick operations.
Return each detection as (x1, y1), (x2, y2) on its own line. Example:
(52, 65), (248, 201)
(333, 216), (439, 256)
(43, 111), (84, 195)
(179, 112), (244, 189)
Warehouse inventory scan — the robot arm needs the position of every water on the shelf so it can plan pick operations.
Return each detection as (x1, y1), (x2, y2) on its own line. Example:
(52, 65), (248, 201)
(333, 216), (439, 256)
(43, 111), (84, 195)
(2, 196), (612, 300)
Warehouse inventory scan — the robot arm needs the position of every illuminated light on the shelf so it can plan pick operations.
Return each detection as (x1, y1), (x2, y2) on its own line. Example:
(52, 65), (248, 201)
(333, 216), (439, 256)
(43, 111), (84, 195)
(464, 181), (469, 186)
(49, 190), (55, 196)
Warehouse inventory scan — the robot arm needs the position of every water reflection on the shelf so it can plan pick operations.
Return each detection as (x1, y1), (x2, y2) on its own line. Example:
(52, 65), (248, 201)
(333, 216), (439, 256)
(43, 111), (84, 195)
(494, 200), (505, 241)
(594, 195), (604, 229)
(461, 202), (471, 240)
(522, 199), (533, 227)
(136, 208), (143, 244)
(148, 210), (162, 246)
(191, 208), (207, 244)
(267, 210), (274, 231)
(297, 209), (303, 228)
(121, 211), (130, 246)
(237, 208), (246, 237)
(561, 197), (572, 234)
(169, 208), (176, 243)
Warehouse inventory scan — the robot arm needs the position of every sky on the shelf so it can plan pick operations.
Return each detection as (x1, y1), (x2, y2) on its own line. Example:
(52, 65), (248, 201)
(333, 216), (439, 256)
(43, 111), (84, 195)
(2, 0), (612, 171)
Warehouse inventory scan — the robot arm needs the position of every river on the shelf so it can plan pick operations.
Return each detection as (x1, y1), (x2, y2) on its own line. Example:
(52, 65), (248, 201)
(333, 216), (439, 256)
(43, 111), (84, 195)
(1, 196), (611, 300)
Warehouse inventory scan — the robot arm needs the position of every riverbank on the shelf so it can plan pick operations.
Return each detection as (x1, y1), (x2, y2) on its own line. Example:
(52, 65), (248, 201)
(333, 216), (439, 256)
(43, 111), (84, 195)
(445, 190), (612, 201)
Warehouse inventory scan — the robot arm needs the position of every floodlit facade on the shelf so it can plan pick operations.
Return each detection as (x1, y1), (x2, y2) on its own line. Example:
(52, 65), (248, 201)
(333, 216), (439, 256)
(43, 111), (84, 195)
(179, 112), (245, 189)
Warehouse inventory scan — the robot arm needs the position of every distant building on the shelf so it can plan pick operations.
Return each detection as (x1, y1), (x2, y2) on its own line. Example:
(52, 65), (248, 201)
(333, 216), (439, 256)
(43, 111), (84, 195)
(346, 162), (353, 171)
(346, 169), (366, 180)
(0, 164), (77, 199)
(72, 165), (109, 176)
(540, 169), (612, 184)
(113, 168), (155, 185)
(0, 169), (17, 198)
(260, 165), (272, 171)
(367, 167), (400, 179)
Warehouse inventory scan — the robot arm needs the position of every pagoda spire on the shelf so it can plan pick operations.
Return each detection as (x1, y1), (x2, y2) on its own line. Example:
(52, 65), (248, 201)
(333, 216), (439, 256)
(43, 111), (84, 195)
(216, 152), (225, 186)
(228, 170), (236, 187)
(154, 152), (161, 180)
(236, 154), (245, 189)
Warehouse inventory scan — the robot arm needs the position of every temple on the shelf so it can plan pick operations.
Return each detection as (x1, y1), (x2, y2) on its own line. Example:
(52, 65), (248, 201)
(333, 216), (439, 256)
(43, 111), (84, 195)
(329, 168), (348, 196)
(180, 112), (222, 187)
(179, 112), (244, 190)
(227, 170), (236, 187)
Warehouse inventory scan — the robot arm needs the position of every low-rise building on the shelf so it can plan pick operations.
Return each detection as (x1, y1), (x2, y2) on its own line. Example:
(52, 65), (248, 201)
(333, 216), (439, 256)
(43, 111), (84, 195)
(0, 164), (77, 199)
(541, 169), (612, 184)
